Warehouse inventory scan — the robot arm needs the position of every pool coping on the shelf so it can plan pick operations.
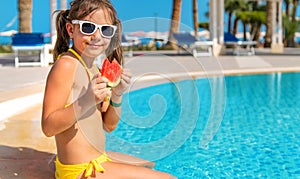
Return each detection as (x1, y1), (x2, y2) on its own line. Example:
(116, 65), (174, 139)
(2, 65), (300, 122)
(1, 49), (300, 120)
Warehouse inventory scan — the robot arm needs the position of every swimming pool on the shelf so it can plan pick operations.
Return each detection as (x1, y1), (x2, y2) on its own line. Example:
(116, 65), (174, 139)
(106, 72), (300, 178)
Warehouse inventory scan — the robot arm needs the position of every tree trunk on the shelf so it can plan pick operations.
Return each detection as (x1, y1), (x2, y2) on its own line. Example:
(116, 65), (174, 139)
(193, 0), (198, 39)
(288, 0), (299, 47)
(227, 12), (232, 33)
(291, 0), (298, 22)
(264, 1), (272, 48)
(243, 22), (247, 41)
(168, 0), (182, 48)
(18, 0), (32, 33)
(253, 23), (262, 45)
(232, 17), (239, 35)
(284, 0), (291, 16)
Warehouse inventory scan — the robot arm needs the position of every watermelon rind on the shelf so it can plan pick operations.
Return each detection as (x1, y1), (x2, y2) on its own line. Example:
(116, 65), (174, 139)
(107, 76), (121, 87)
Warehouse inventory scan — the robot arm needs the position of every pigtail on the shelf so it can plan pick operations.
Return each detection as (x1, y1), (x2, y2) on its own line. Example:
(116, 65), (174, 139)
(53, 10), (71, 61)
(106, 18), (123, 66)
(104, 8), (124, 66)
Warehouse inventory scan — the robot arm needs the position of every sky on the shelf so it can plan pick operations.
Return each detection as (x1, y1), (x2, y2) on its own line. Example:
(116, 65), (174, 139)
(0, 0), (209, 34)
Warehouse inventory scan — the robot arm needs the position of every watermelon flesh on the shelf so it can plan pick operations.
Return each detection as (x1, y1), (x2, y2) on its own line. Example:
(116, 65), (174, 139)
(101, 58), (122, 87)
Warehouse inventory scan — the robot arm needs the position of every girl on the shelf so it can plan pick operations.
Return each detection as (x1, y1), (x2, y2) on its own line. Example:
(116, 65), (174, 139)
(41, 0), (175, 178)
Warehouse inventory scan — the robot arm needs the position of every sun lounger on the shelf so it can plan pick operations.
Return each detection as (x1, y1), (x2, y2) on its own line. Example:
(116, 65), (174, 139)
(172, 32), (213, 57)
(12, 33), (47, 67)
(224, 32), (257, 56)
(121, 35), (133, 57)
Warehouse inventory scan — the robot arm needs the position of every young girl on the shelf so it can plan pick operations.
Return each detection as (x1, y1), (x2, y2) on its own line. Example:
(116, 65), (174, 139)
(42, 0), (175, 178)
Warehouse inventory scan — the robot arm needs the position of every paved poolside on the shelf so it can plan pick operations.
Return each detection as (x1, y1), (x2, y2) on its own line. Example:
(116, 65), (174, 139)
(0, 49), (300, 178)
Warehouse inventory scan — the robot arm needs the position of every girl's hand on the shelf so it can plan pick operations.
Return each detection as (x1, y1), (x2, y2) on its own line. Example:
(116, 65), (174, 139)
(112, 68), (132, 96)
(92, 73), (112, 104)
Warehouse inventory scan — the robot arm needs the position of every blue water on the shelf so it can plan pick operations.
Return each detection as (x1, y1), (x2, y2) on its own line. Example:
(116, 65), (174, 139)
(106, 72), (300, 178)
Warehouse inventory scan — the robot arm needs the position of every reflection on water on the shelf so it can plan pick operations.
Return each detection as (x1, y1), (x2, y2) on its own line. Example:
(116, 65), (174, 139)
(200, 76), (226, 149)
(107, 79), (200, 161)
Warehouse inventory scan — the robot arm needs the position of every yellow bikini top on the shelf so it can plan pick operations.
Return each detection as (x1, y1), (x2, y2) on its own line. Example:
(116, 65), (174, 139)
(64, 48), (100, 108)
(68, 48), (99, 81)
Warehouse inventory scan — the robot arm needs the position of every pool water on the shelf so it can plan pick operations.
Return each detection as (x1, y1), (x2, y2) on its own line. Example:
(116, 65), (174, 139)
(106, 72), (300, 178)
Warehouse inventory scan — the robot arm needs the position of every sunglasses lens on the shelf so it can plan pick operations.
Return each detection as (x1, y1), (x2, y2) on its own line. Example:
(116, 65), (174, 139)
(101, 26), (115, 37)
(81, 22), (96, 34)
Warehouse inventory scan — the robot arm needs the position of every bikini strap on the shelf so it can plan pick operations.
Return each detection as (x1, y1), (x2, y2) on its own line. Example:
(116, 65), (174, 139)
(68, 48), (98, 81)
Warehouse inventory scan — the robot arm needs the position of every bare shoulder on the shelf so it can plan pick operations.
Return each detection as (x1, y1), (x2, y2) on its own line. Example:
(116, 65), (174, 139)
(50, 54), (78, 77)
(44, 53), (80, 101)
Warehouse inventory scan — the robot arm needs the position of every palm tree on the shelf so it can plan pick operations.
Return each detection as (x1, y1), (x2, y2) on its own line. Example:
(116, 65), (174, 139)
(198, 1), (209, 30)
(283, 15), (298, 46)
(250, 11), (266, 43)
(264, 1), (273, 48)
(282, 0), (299, 47)
(224, 0), (247, 35)
(284, 0), (292, 16)
(291, 0), (299, 22)
(224, 0), (246, 33)
(245, 3), (266, 43)
(18, 0), (32, 33)
(168, 0), (182, 47)
(192, 0), (198, 39)
(235, 11), (251, 41)
(225, 1), (267, 45)
(289, 0), (299, 46)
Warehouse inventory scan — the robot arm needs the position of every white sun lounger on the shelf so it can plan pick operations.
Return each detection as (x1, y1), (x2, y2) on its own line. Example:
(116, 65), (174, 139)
(224, 32), (257, 56)
(12, 33), (48, 67)
(172, 32), (213, 57)
(121, 35), (133, 57)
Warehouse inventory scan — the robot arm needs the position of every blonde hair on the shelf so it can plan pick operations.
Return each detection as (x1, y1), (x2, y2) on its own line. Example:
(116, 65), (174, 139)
(53, 0), (123, 65)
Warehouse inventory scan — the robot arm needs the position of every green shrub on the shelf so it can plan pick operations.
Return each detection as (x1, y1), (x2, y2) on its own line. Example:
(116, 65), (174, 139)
(0, 45), (12, 53)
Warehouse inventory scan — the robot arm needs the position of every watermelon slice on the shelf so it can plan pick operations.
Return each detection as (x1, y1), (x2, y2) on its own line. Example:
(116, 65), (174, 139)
(101, 58), (122, 87)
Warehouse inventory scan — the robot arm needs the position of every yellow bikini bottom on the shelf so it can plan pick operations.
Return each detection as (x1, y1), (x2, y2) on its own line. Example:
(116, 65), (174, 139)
(55, 153), (112, 179)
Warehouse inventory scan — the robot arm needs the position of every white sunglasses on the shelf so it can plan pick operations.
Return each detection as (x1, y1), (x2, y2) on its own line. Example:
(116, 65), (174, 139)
(72, 20), (117, 38)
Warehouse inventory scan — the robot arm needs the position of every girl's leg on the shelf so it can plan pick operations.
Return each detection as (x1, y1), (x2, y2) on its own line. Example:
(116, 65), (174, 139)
(78, 161), (177, 179)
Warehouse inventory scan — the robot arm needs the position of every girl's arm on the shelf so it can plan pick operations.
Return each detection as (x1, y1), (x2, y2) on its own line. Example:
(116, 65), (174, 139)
(41, 57), (78, 137)
(102, 68), (132, 132)
(102, 92), (122, 132)
(42, 57), (111, 137)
